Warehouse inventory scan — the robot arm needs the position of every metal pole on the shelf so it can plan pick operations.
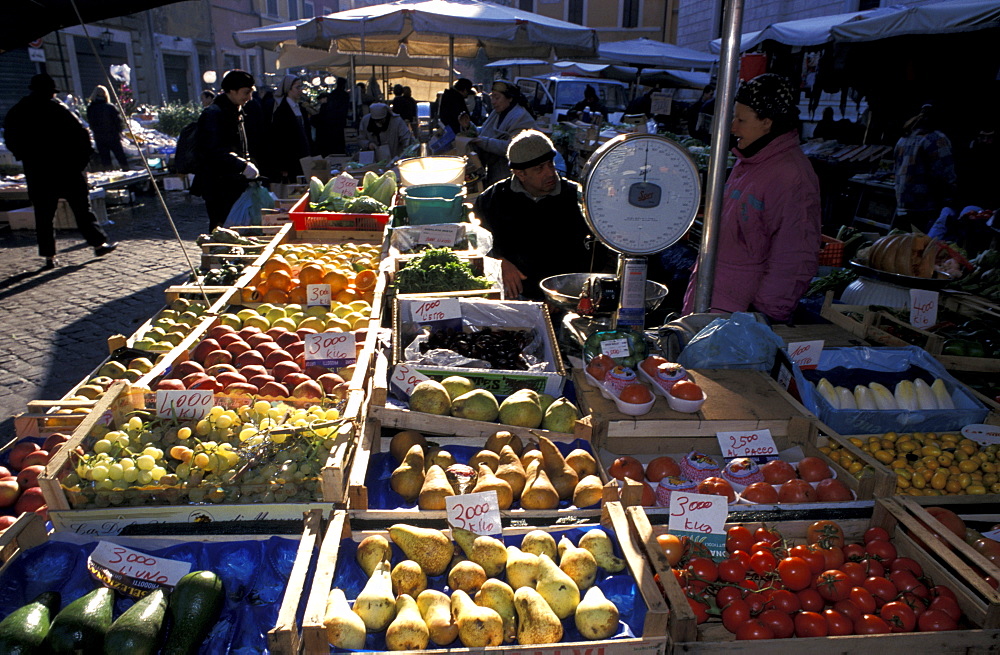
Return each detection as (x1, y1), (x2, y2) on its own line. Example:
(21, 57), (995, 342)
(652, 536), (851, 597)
(693, 0), (745, 313)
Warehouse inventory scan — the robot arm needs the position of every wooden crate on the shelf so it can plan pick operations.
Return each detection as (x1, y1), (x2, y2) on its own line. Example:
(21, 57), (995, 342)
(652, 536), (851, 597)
(299, 503), (669, 655)
(627, 499), (1000, 653)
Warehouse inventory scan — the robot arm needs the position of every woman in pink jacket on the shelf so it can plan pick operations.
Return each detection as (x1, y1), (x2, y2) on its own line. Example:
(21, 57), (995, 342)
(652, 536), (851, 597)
(683, 73), (821, 322)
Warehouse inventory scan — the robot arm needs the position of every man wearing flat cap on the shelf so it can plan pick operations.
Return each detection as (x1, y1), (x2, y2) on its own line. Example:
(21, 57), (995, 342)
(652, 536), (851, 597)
(4, 73), (117, 269)
(474, 129), (601, 299)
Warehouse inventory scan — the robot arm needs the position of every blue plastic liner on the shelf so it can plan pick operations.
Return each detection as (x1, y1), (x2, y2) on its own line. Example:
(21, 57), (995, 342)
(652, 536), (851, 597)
(330, 525), (646, 652)
(793, 346), (989, 434)
(365, 438), (600, 511)
(0, 536), (302, 655)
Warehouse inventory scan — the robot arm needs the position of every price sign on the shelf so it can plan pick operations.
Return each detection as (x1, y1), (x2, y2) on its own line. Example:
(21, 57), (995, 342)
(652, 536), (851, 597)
(717, 429), (778, 459)
(961, 424), (1000, 447)
(88, 541), (192, 598)
(787, 340), (823, 370)
(909, 289), (939, 329)
(410, 298), (461, 325)
(391, 363), (430, 397)
(649, 92), (672, 116)
(983, 529), (1000, 541)
(306, 284), (331, 307)
(600, 338), (630, 359)
(304, 332), (356, 368)
(331, 174), (359, 197)
(417, 224), (461, 247)
(668, 492), (728, 559)
(445, 491), (502, 536)
(156, 389), (213, 420)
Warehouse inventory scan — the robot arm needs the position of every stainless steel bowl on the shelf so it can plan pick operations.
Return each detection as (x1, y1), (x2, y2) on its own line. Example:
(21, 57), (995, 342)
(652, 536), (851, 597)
(539, 273), (668, 312)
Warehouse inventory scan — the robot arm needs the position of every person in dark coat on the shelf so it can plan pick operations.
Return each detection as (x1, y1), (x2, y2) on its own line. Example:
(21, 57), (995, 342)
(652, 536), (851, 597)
(265, 74), (311, 182)
(439, 78), (474, 134)
(4, 74), (117, 269)
(392, 85), (419, 129)
(86, 85), (129, 170)
(242, 88), (266, 164)
(190, 70), (258, 231)
(313, 77), (350, 155)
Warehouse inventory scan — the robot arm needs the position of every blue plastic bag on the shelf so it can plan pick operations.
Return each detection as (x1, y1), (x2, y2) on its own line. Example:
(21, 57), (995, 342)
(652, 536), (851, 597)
(677, 312), (784, 371)
(224, 182), (275, 228)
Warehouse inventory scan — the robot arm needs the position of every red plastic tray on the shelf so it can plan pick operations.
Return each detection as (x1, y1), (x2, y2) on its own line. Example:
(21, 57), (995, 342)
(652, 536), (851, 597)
(288, 194), (390, 231)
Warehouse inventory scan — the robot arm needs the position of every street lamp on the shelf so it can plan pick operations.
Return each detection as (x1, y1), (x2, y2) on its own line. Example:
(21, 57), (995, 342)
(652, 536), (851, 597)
(324, 76), (335, 86)
(202, 70), (217, 90)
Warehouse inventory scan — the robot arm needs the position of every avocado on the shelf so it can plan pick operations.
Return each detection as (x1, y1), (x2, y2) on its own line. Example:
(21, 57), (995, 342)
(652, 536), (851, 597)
(103, 588), (166, 655)
(46, 586), (113, 654)
(162, 571), (224, 655)
(0, 591), (60, 654)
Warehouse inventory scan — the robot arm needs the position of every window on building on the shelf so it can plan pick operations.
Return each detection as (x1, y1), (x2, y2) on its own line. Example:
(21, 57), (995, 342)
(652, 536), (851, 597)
(266, 0), (279, 16)
(223, 53), (241, 73)
(304, 1), (314, 17)
(567, 0), (583, 25)
(518, 0), (533, 10)
(622, 0), (638, 28)
(858, 0), (880, 8)
(289, 0), (299, 20)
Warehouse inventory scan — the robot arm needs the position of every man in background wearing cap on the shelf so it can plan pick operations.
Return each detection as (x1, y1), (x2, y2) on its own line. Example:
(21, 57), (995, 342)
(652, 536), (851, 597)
(190, 69), (258, 231)
(474, 129), (600, 299)
(358, 102), (415, 160)
(4, 73), (117, 269)
(462, 80), (536, 187)
(682, 73), (820, 323)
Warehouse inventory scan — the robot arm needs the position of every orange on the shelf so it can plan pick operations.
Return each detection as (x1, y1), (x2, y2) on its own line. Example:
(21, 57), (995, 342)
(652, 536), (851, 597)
(240, 286), (259, 303)
(353, 269), (377, 291)
(323, 270), (349, 294)
(334, 287), (358, 303)
(266, 269), (294, 292)
(358, 288), (375, 305)
(298, 263), (326, 286)
(261, 255), (292, 277)
(287, 285), (308, 304)
(254, 282), (270, 298)
(263, 288), (289, 303)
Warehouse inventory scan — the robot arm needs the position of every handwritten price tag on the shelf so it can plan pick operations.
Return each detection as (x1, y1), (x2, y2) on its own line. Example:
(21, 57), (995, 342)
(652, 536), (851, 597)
(668, 491), (728, 559)
(88, 541), (191, 598)
(717, 429), (778, 459)
(410, 298), (461, 324)
(787, 340), (823, 370)
(600, 338), (630, 359)
(332, 175), (359, 197)
(445, 491), (502, 536)
(156, 389), (213, 420)
(306, 284), (331, 307)
(909, 289), (939, 329)
(304, 332), (356, 368)
(961, 424), (1000, 447)
(391, 363), (430, 397)
(417, 224), (461, 247)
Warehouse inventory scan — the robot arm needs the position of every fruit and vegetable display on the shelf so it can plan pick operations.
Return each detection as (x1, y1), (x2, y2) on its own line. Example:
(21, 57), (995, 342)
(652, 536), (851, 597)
(951, 247), (1000, 300)
(242, 241), (380, 306)
(372, 429), (605, 511)
(822, 431), (1000, 496)
(405, 378), (579, 432)
(814, 377), (955, 411)
(419, 327), (531, 370)
(394, 247), (493, 294)
(908, 505), (1000, 588)
(658, 519), (971, 639)
(130, 298), (210, 352)
(307, 171), (397, 214)
(867, 308), (1000, 359)
(859, 232), (963, 279)
(0, 435), (63, 527)
(56, 400), (348, 507)
(323, 522), (643, 648)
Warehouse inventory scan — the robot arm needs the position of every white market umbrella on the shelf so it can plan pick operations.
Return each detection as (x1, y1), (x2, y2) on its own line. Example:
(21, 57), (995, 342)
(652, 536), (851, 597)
(598, 37), (716, 71)
(831, 0), (1000, 42)
(707, 7), (900, 53)
(233, 17), (313, 49)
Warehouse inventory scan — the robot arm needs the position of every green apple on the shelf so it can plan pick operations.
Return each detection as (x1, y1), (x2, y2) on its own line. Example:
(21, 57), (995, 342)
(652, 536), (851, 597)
(243, 315), (270, 331)
(237, 308), (260, 322)
(333, 305), (353, 319)
(256, 303), (276, 315)
(305, 305), (328, 318)
(271, 317), (298, 332)
(284, 303), (303, 317)
(298, 316), (326, 332)
(133, 337), (157, 350)
(265, 307), (286, 324)
(218, 313), (242, 329)
(169, 297), (191, 313)
(349, 300), (371, 313)
(288, 312), (305, 325)
(326, 317), (351, 332)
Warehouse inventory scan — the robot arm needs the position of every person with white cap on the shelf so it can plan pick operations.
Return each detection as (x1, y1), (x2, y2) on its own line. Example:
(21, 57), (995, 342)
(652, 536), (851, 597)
(473, 129), (603, 299)
(358, 102), (415, 160)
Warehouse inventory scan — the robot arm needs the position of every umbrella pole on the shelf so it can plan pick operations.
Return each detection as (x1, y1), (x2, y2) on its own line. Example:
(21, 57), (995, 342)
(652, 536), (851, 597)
(693, 0), (745, 314)
(449, 36), (455, 87)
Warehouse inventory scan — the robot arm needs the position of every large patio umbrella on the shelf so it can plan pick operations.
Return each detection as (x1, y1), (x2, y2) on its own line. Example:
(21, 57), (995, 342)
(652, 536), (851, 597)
(706, 7), (898, 53)
(233, 17), (313, 50)
(598, 37), (716, 71)
(831, 0), (1000, 41)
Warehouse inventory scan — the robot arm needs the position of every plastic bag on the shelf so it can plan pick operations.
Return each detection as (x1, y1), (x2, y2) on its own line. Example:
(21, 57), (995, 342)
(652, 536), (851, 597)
(223, 182), (275, 228)
(676, 312), (783, 371)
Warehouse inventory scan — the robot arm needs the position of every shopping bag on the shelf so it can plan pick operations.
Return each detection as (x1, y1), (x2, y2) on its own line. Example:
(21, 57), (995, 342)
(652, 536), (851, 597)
(223, 182), (275, 228)
(676, 312), (784, 371)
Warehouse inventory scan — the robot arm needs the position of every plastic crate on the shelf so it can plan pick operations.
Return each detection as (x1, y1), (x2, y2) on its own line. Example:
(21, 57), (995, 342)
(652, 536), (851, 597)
(818, 233), (845, 266)
(288, 194), (390, 231)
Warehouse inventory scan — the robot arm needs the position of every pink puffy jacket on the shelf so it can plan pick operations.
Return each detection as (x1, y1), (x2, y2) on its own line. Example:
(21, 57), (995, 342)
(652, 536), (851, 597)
(683, 130), (821, 322)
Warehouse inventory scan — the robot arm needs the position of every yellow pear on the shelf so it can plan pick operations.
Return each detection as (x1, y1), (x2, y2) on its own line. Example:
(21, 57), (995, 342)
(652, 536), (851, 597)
(575, 586), (620, 640)
(389, 430), (426, 463)
(448, 560), (487, 595)
(538, 436), (578, 500)
(468, 449), (500, 472)
(578, 529), (625, 573)
(572, 474), (604, 508)
(472, 462), (513, 509)
(496, 445), (527, 500)
(558, 536), (597, 590)
(514, 586), (563, 645)
(391, 560), (428, 598)
(388, 524), (454, 577)
(355, 534), (391, 578)
(451, 589), (503, 647)
(425, 448), (456, 471)
(390, 443), (425, 501)
(324, 588), (367, 649)
(565, 448), (599, 478)
(452, 526), (479, 559)
(485, 429), (523, 456)
(416, 589), (458, 647)
(520, 530), (558, 561)
(418, 464), (454, 510)
(385, 593), (429, 651)
(475, 579), (516, 643)
(520, 447), (543, 470)
(352, 559), (396, 632)
(535, 554), (580, 619)
(520, 459), (559, 510)
(505, 545), (540, 590)
(470, 534), (508, 578)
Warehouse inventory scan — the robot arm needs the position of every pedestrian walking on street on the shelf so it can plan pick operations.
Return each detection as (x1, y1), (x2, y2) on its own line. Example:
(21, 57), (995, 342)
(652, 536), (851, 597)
(3, 73), (117, 269)
(86, 85), (130, 171)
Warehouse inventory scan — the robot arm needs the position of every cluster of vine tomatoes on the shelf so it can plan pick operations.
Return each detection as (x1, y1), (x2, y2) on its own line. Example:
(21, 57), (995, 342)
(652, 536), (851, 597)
(662, 520), (963, 640)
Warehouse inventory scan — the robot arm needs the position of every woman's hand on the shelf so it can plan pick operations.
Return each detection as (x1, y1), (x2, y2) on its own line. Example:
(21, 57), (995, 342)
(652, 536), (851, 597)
(500, 258), (527, 298)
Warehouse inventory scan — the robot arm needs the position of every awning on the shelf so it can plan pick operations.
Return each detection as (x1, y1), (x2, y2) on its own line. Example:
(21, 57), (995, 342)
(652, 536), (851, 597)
(707, 7), (898, 53)
(832, 0), (1000, 42)
(598, 37), (716, 70)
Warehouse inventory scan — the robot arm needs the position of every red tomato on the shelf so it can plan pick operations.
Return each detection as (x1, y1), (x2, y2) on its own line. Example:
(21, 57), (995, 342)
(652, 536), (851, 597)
(806, 520), (845, 549)
(722, 599), (752, 633)
(794, 611), (829, 637)
(697, 476), (736, 503)
(670, 380), (704, 400)
(751, 541), (776, 555)
(586, 354), (615, 381)
(823, 608), (855, 636)
(716, 585), (745, 608)
(841, 561), (867, 586)
(925, 506), (967, 540)
(861, 558), (885, 578)
(656, 533), (684, 566)
(726, 526), (753, 554)
(778, 479), (817, 503)
(917, 608), (958, 631)
(815, 544), (846, 570)
(865, 539), (898, 562)
(687, 557), (718, 583)
(718, 558), (748, 584)
(880, 600), (917, 632)
(899, 592), (927, 618)
(644, 456), (681, 482)
(928, 596), (962, 621)
(745, 588), (767, 614)
(639, 355), (668, 377)
(833, 599), (863, 622)
(750, 550), (778, 576)
(815, 569), (852, 603)
(620, 383), (653, 404)
(729, 550), (751, 568)
(796, 588), (824, 612)
(759, 609), (795, 639)
(735, 619), (774, 640)
(754, 527), (782, 545)
(931, 584), (957, 601)
(855, 613), (892, 634)
(742, 482), (779, 504)
(863, 576), (898, 605)
(815, 478), (853, 502)
(687, 596), (710, 624)
(788, 545), (826, 574)
(608, 456), (644, 481)
(842, 543), (866, 561)
(864, 526), (891, 543)
(797, 456), (833, 482)
(778, 557), (813, 591)
(889, 557), (923, 577)
(887, 569), (922, 595)
(849, 587), (877, 614)
(761, 459), (797, 484)
(767, 589), (801, 614)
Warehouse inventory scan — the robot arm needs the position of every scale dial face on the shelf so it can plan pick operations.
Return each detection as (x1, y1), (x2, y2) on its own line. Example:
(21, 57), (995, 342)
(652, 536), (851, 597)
(581, 133), (701, 256)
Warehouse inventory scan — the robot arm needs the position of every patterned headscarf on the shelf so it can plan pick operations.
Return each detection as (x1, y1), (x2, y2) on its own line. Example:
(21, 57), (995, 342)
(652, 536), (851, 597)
(735, 73), (797, 120)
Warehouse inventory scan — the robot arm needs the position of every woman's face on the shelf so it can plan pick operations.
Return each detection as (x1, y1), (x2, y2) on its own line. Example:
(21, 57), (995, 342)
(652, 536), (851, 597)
(491, 91), (512, 112)
(731, 102), (772, 149)
(288, 79), (304, 102)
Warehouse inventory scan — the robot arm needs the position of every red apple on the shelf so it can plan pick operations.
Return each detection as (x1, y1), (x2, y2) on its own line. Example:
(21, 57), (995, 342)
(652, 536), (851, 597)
(202, 349), (233, 367)
(209, 324), (237, 340)
(304, 365), (329, 379)
(171, 360), (205, 379)
(182, 372), (212, 388)
(239, 364), (268, 379)
(155, 378), (186, 392)
(21, 450), (50, 467)
(246, 333), (274, 348)
(225, 341), (253, 358)
(17, 465), (45, 490)
(0, 479), (20, 507)
(41, 433), (71, 453)
(215, 333), (243, 349)
(216, 371), (248, 388)
(248, 374), (276, 388)
(265, 326), (289, 340)
(8, 441), (40, 470)
(271, 360), (301, 380)
(286, 342), (305, 358)
(224, 383), (259, 396)
(237, 326), (263, 339)
(292, 379), (324, 399)
(264, 350), (294, 368)
(282, 372), (312, 389)
(0, 515), (17, 531)
(255, 342), (283, 359)
(258, 381), (290, 398)
(296, 327), (319, 339)
(276, 332), (301, 349)
(14, 487), (46, 514)
(190, 337), (221, 364)
(317, 373), (345, 394)
(189, 377), (222, 392)
(234, 350), (265, 368)
(205, 363), (238, 377)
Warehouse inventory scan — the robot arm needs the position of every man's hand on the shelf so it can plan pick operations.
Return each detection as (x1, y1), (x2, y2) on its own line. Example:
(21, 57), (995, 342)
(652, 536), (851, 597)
(500, 258), (527, 298)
